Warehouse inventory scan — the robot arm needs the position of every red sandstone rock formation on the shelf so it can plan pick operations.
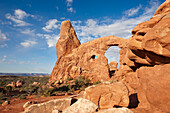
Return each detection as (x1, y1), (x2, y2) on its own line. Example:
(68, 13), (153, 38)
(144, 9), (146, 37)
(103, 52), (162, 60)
(50, 20), (125, 83)
(112, 0), (170, 112)
(50, 0), (170, 112)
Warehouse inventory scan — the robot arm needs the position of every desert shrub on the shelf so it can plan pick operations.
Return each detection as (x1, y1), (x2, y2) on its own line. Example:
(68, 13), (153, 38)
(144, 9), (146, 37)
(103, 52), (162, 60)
(73, 76), (90, 90)
(28, 86), (39, 95)
(67, 77), (71, 81)
(5, 86), (12, 93)
(0, 80), (6, 86)
(0, 88), (5, 94)
(37, 87), (44, 95)
(93, 80), (101, 85)
(22, 85), (39, 95)
(43, 87), (55, 97)
(12, 94), (20, 98)
(39, 76), (49, 85)
(57, 85), (69, 92)
(0, 92), (5, 99)
(19, 94), (27, 99)
(0, 93), (7, 101)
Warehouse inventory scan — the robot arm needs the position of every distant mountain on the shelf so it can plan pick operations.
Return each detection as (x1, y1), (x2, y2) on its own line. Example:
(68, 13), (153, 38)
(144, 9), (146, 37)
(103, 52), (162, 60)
(0, 73), (50, 76)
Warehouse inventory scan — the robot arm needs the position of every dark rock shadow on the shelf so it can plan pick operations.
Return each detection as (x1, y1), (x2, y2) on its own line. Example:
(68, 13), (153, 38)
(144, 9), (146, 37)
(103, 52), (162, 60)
(128, 93), (139, 108)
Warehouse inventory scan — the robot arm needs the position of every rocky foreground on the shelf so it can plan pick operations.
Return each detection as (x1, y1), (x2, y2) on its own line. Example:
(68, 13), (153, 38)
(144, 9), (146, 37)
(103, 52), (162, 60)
(23, 0), (170, 113)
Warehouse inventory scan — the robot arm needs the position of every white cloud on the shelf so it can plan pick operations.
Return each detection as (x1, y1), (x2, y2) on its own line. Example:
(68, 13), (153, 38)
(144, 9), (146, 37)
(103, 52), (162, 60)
(0, 30), (9, 48)
(37, 34), (60, 47)
(20, 28), (35, 36)
(1, 21), (12, 25)
(0, 44), (8, 48)
(6, 13), (31, 26)
(66, 0), (76, 13)
(14, 9), (29, 19)
(5, 9), (33, 26)
(0, 30), (8, 42)
(60, 17), (66, 20)
(42, 19), (60, 32)
(0, 56), (7, 63)
(67, 7), (76, 13)
(20, 40), (37, 48)
(71, 0), (159, 44)
(124, 5), (142, 17)
(66, 0), (73, 6)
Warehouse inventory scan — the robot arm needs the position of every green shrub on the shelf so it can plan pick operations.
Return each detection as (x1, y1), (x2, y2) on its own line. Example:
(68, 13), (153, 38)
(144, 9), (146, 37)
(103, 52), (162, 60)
(12, 95), (20, 98)
(43, 87), (55, 97)
(93, 80), (101, 85)
(67, 77), (71, 81)
(73, 76), (90, 90)
(0, 80), (6, 86)
(0, 92), (5, 100)
(0, 88), (5, 94)
(5, 86), (12, 93)
(19, 94), (27, 99)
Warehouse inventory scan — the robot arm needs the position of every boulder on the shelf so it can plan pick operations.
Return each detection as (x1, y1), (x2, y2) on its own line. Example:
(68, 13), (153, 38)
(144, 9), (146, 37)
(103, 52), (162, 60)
(16, 80), (23, 87)
(23, 98), (72, 113)
(51, 110), (59, 113)
(63, 98), (98, 113)
(97, 107), (133, 113)
(2, 101), (10, 106)
(109, 61), (118, 71)
(84, 82), (129, 109)
(7, 81), (15, 88)
(32, 82), (40, 86)
(137, 64), (170, 113)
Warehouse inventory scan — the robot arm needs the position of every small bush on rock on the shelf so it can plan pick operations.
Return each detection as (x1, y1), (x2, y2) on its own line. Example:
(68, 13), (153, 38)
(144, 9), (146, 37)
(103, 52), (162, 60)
(93, 80), (101, 85)
(73, 76), (90, 90)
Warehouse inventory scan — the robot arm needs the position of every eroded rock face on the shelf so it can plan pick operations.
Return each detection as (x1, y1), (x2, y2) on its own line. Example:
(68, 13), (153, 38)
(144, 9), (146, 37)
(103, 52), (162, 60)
(84, 82), (129, 109)
(50, 20), (125, 83)
(128, 0), (170, 65)
(136, 64), (170, 113)
(112, 0), (170, 112)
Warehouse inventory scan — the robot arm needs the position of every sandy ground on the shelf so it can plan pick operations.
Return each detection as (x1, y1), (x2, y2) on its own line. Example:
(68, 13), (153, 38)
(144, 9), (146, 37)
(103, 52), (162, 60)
(0, 92), (84, 113)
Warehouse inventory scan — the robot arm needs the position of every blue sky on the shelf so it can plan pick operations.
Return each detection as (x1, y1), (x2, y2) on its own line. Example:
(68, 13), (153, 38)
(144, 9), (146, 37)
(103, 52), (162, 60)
(0, 0), (165, 73)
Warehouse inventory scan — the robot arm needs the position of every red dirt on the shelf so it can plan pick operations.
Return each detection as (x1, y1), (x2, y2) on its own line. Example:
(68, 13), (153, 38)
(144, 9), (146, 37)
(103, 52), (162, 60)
(0, 92), (83, 113)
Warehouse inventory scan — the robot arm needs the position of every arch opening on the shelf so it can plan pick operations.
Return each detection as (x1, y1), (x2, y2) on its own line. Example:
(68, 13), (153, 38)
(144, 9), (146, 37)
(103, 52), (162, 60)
(105, 46), (120, 77)
(91, 55), (97, 60)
